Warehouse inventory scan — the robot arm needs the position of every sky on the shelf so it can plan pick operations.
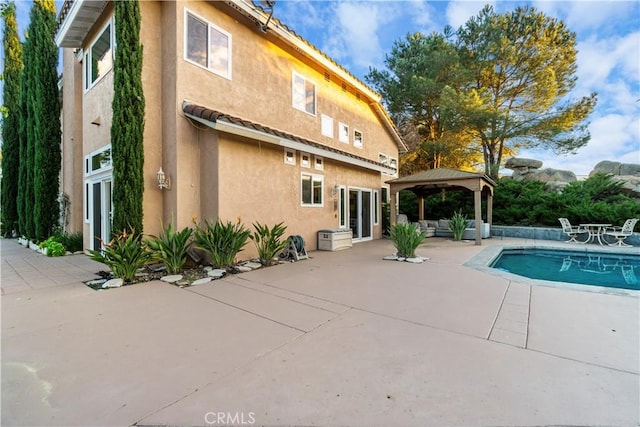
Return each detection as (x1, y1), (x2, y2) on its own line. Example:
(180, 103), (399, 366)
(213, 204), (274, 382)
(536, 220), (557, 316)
(6, 0), (639, 177)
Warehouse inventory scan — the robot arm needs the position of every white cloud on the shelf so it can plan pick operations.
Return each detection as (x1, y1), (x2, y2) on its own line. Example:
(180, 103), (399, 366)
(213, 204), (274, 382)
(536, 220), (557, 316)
(406, 0), (438, 30)
(445, 1), (495, 30)
(576, 31), (640, 94)
(319, 1), (400, 70)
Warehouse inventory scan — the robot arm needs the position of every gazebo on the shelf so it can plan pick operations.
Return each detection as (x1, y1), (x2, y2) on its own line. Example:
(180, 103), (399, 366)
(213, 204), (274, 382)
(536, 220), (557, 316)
(386, 168), (496, 245)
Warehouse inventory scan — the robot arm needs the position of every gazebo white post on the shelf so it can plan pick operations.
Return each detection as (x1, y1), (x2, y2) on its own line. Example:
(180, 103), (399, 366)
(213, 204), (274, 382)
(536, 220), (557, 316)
(474, 190), (482, 245)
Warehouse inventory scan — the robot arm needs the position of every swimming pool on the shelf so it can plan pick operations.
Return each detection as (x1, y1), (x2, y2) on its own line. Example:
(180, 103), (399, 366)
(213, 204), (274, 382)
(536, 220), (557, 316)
(491, 248), (640, 291)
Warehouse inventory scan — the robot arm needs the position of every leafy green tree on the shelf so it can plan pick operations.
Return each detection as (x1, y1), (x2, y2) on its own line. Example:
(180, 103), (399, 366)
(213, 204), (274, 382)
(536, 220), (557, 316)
(111, 0), (145, 235)
(451, 5), (597, 178)
(367, 32), (479, 176)
(31, 0), (61, 241)
(1, 2), (23, 237)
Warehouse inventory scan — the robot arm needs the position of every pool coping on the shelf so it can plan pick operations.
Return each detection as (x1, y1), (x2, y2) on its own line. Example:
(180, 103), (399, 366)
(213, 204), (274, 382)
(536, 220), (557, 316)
(464, 243), (640, 298)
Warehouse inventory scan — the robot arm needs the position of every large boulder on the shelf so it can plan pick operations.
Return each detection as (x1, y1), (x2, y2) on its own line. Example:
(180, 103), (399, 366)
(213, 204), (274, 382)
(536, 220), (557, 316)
(527, 168), (577, 192)
(530, 168), (577, 183)
(590, 160), (640, 177)
(613, 175), (640, 198)
(504, 157), (543, 181)
(504, 158), (544, 169)
(590, 161), (640, 198)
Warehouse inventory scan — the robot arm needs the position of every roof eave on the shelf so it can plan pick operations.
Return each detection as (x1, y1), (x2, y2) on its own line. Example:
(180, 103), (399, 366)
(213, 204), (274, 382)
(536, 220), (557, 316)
(55, 0), (108, 48)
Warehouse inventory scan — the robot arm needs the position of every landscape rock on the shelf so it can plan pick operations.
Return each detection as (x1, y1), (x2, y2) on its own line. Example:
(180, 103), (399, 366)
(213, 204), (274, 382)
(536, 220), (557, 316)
(236, 266), (252, 273)
(191, 277), (212, 286)
(102, 278), (123, 288)
(161, 274), (183, 283)
(86, 278), (107, 287)
(243, 262), (262, 270)
(405, 257), (424, 264)
(383, 255), (399, 261)
(207, 269), (226, 278)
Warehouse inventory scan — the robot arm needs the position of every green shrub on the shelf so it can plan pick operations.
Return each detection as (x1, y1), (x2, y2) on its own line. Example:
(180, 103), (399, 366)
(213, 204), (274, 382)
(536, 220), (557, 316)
(62, 232), (83, 253)
(448, 210), (467, 241)
(88, 228), (154, 282)
(389, 223), (427, 258)
(147, 222), (193, 274)
(250, 221), (288, 266)
(39, 235), (66, 256)
(193, 219), (251, 268)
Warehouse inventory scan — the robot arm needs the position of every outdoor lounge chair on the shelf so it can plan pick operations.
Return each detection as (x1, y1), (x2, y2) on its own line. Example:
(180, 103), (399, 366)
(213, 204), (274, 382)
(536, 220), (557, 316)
(558, 218), (588, 243)
(602, 218), (638, 247)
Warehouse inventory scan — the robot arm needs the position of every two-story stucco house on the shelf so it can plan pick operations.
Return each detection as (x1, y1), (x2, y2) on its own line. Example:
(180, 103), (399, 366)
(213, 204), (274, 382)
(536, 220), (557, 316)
(56, 0), (406, 255)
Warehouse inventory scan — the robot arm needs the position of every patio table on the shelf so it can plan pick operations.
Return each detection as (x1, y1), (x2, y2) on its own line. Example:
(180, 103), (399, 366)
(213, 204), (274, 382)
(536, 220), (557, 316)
(579, 223), (612, 245)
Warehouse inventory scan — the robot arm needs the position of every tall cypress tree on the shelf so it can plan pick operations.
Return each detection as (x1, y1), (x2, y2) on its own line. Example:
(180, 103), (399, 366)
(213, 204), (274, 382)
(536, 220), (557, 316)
(1, 2), (23, 237)
(17, 4), (36, 239)
(31, 0), (61, 241)
(111, 0), (145, 235)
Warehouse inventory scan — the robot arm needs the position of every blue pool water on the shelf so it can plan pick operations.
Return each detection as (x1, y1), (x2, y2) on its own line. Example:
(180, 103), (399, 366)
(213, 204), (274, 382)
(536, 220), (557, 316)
(491, 248), (640, 290)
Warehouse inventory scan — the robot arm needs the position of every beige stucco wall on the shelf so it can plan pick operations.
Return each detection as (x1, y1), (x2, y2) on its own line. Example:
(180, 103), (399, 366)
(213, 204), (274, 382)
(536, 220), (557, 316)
(60, 48), (84, 235)
(139, 0), (164, 237)
(203, 132), (384, 258)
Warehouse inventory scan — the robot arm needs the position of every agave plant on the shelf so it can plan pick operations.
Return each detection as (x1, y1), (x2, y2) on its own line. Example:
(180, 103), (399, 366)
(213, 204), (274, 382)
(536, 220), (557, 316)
(389, 223), (427, 258)
(250, 221), (288, 266)
(147, 222), (193, 274)
(88, 228), (154, 282)
(448, 210), (468, 241)
(193, 219), (251, 268)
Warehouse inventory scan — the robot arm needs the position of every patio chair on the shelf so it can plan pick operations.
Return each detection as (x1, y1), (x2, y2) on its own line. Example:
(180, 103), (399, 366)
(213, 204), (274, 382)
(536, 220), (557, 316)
(558, 218), (588, 243)
(602, 218), (638, 247)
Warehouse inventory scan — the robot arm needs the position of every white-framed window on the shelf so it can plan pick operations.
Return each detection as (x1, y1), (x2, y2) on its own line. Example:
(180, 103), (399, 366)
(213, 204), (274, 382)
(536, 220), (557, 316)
(185, 10), (232, 79)
(354, 129), (363, 148)
(378, 153), (388, 165)
(339, 122), (349, 143)
(321, 115), (333, 138)
(301, 173), (323, 207)
(84, 20), (113, 91)
(374, 190), (379, 225)
(389, 157), (398, 170)
(301, 152), (311, 168)
(292, 72), (316, 115)
(284, 148), (296, 165)
(314, 156), (324, 170)
(84, 146), (112, 176)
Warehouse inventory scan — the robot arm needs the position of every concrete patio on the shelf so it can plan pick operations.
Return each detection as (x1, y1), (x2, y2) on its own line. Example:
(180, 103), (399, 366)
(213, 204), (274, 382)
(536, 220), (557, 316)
(2, 236), (638, 426)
